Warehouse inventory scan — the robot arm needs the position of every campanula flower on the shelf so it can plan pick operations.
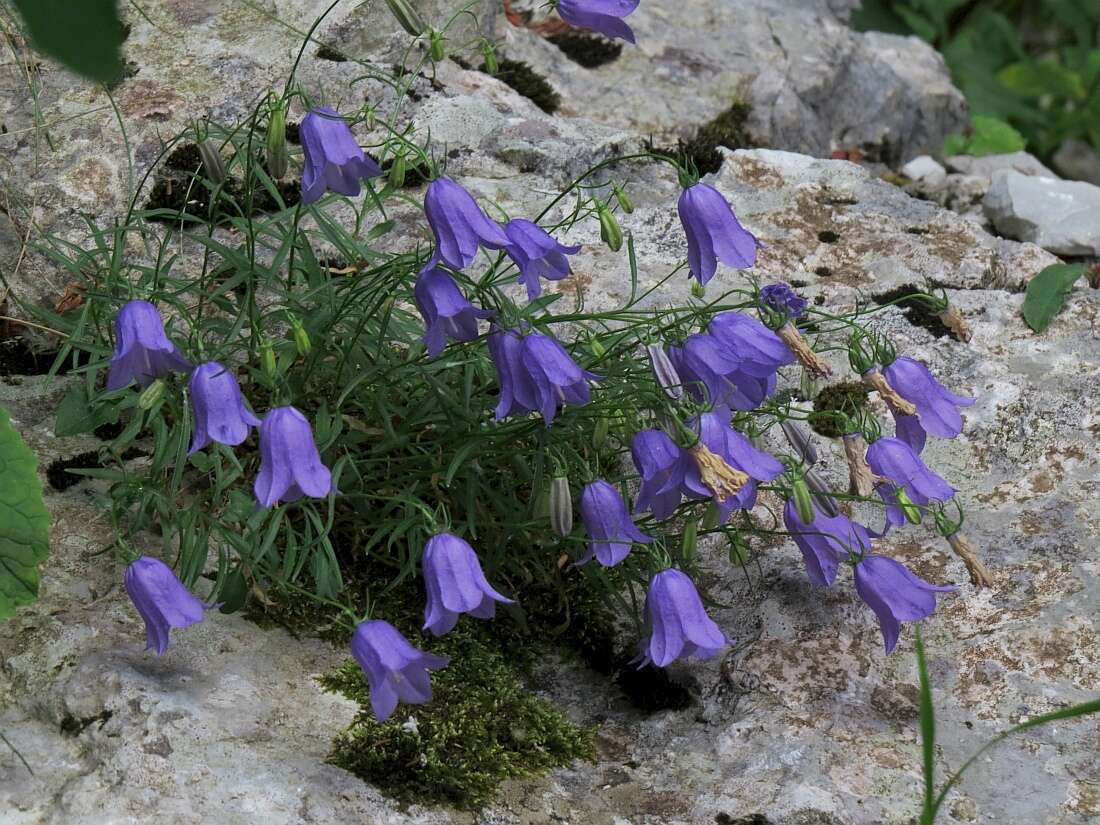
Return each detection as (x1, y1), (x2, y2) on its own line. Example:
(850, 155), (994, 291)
(413, 266), (494, 358)
(579, 480), (652, 566)
(638, 569), (730, 667)
(421, 533), (514, 636)
(759, 283), (808, 319)
(107, 300), (193, 391)
(300, 107), (383, 204)
(866, 436), (955, 507)
(883, 356), (974, 440)
(677, 182), (758, 286)
(708, 312), (795, 378)
(487, 325), (537, 420)
(667, 334), (774, 410)
(874, 482), (909, 535)
(783, 499), (872, 587)
(124, 556), (206, 655)
(556, 0), (640, 43)
(646, 343), (683, 400)
(854, 555), (956, 654)
(254, 406), (333, 507)
(424, 176), (509, 270)
(350, 620), (450, 721)
(521, 333), (601, 426)
(631, 429), (692, 520)
(893, 412), (927, 455)
(188, 362), (261, 454)
(502, 218), (581, 300)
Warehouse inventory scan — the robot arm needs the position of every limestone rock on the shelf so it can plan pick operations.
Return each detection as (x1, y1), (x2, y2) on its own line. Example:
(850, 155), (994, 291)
(946, 151), (1057, 180)
(1052, 138), (1100, 186)
(983, 170), (1100, 255)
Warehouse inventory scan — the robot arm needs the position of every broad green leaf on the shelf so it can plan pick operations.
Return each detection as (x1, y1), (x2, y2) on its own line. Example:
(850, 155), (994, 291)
(998, 60), (1086, 101)
(1022, 264), (1084, 333)
(850, 0), (913, 34)
(55, 383), (116, 437)
(12, 0), (124, 84)
(966, 116), (1028, 155)
(0, 406), (51, 621)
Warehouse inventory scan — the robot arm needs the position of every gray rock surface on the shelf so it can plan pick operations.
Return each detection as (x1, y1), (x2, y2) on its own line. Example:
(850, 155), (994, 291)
(1052, 139), (1100, 186)
(901, 155), (947, 185)
(983, 170), (1100, 256)
(946, 152), (1057, 180)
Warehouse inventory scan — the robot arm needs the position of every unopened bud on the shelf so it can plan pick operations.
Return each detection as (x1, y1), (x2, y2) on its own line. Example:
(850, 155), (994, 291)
(383, 0), (427, 37)
(549, 476), (572, 537)
(702, 501), (720, 530)
(592, 417), (609, 450)
(682, 518), (699, 561)
(612, 183), (634, 214)
(266, 101), (288, 180)
(197, 138), (227, 185)
(291, 319), (311, 357)
(646, 344), (683, 400)
(389, 153), (406, 188)
(428, 28), (446, 62)
(791, 476), (815, 525)
(260, 340), (277, 380)
(803, 467), (840, 517)
(481, 43), (499, 75)
(597, 204), (622, 252)
(138, 379), (166, 410)
(590, 337), (606, 357)
(691, 281), (706, 299)
(895, 488), (922, 524)
(780, 420), (818, 465)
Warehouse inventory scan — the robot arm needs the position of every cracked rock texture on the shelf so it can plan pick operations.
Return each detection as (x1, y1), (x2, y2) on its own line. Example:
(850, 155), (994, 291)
(1, 1), (1098, 824)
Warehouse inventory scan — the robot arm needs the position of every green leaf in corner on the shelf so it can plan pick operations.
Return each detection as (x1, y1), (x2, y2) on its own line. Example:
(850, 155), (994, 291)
(1022, 264), (1085, 333)
(11, 0), (124, 84)
(0, 406), (51, 621)
(55, 383), (117, 437)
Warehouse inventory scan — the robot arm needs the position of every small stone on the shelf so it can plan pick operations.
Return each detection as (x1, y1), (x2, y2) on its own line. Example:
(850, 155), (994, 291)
(901, 155), (947, 185)
(983, 170), (1100, 255)
(946, 151), (1057, 181)
(1052, 138), (1100, 186)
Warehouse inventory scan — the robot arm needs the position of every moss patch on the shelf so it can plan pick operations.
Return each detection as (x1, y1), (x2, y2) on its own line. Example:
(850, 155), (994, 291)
(547, 32), (622, 68)
(650, 100), (755, 176)
(872, 284), (951, 339)
(481, 58), (561, 114)
(809, 381), (870, 438)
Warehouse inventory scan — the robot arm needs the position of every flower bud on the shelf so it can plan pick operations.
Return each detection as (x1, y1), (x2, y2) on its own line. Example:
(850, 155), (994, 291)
(481, 43), (499, 75)
(549, 476), (572, 537)
(260, 339), (277, 380)
(266, 101), (289, 180)
(597, 204), (622, 252)
(791, 477), (815, 525)
(682, 517), (699, 562)
(589, 337), (606, 357)
(291, 319), (311, 357)
(702, 501), (720, 531)
(803, 467), (840, 517)
(612, 183), (634, 214)
(592, 417), (609, 450)
(383, 0), (427, 36)
(138, 378), (166, 410)
(691, 281), (707, 299)
(646, 344), (683, 400)
(780, 420), (818, 465)
(388, 153), (406, 188)
(428, 28), (446, 62)
(895, 487), (922, 524)
(197, 138), (227, 185)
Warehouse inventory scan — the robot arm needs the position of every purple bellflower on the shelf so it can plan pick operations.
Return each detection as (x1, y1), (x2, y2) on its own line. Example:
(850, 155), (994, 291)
(421, 533), (514, 636)
(521, 333), (600, 426)
(424, 176), (510, 270)
(413, 266), (494, 358)
(124, 556), (206, 655)
(874, 482), (909, 536)
(556, 0), (639, 43)
(300, 107), (382, 204)
(254, 406), (333, 507)
(631, 429), (693, 520)
(759, 283), (808, 320)
(708, 312), (796, 378)
(866, 436), (955, 507)
(854, 555), (956, 654)
(677, 182), (759, 286)
(884, 356), (975, 440)
(783, 499), (873, 587)
(503, 218), (581, 301)
(487, 325), (537, 420)
(893, 412), (928, 455)
(668, 334), (774, 411)
(638, 569), (730, 667)
(188, 362), (261, 454)
(350, 620), (450, 721)
(579, 480), (652, 566)
(107, 300), (193, 391)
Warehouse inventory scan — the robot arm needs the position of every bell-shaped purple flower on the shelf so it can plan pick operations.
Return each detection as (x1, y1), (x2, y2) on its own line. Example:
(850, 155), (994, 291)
(759, 283), (808, 320)
(708, 312), (795, 378)
(854, 555), (956, 654)
(783, 499), (872, 587)
(866, 436), (955, 507)
(874, 482), (909, 536)
(107, 300), (193, 391)
(503, 218), (581, 301)
(631, 429), (692, 520)
(677, 182), (758, 286)
(414, 266), (494, 358)
(188, 362), (261, 454)
(424, 176), (510, 270)
(487, 325), (538, 420)
(884, 356), (975, 440)
(254, 406), (333, 507)
(579, 480), (652, 567)
(638, 569), (730, 667)
(521, 333), (601, 426)
(668, 334), (774, 411)
(124, 556), (206, 655)
(300, 107), (383, 204)
(556, 0), (639, 43)
(421, 533), (514, 636)
(350, 620), (450, 721)
(893, 412), (928, 455)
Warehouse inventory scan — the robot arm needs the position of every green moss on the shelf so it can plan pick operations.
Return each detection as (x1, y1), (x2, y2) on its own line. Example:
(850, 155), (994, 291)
(481, 58), (561, 114)
(547, 32), (622, 68)
(872, 284), (951, 339)
(809, 381), (870, 438)
(651, 100), (755, 176)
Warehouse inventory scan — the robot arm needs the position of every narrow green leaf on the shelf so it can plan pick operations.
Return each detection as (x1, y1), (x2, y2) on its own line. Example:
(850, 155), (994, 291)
(12, 0), (124, 83)
(0, 406), (51, 621)
(1022, 264), (1084, 333)
(915, 628), (936, 825)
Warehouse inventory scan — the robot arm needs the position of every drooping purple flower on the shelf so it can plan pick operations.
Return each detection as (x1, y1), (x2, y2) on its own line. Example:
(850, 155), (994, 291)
(708, 312), (796, 378)
(893, 412), (928, 455)
(854, 555), (956, 654)
(884, 356), (975, 441)
(677, 182), (759, 286)
(254, 406), (333, 507)
(866, 436), (955, 507)
(107, 300), (193, 391)
(421, 533), (514, 636)
(638, 569), (730, 668)
(521, 333), (601, 426)
(424, 176), (510, 270)
(350, 620), (450, 721)
(783, 499), (873, 587)
(413, 266), (494, 358)
(667, 334), (775, 411)
(124, 556), (206, 655)
(579, 480), (652, 567)
(188, 362), (261, 454)
(503, 218), (581, 301)
(759, 283), (808, 320)
(487, 325), (538, 420)
(631, 429), (692, 520)
(556, 0), (640, 43)
(300, 107), (383, 204)
(874, 482), (909, 536)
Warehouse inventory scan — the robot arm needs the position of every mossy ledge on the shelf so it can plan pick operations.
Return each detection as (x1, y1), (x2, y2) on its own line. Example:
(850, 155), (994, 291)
(809, 380), (871, 438)
(480, 58), (562, 115)
(649, 99), (755, 176)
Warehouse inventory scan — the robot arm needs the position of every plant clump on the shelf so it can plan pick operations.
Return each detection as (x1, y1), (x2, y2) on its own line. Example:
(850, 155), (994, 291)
(481, 58), (562, 114)
(547, 31), (623, 68)
(809, 381), (871, 438)
(649, 100), (755, 176)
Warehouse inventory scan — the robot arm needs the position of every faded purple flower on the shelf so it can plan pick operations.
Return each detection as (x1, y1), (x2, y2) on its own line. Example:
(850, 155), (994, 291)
(759, 283), (808, 320)
(884, 356), (975, 440)
(677, 182), (758, 286)
(579, 479), (652, 566)
(708, 311), (795, 378)
(521, 333), (601, 426)
(866, 436), (955, 507)
(254, 406), (333, 507)
(631, 429), (692, 520)
(638, 569), (730, 667)
(414, 266), (493, 358)
(667, 334), (774, 411)
(300, 107), (382, 204)
(556, 0), (639, 43)
(107, 300), (193, 391)
(783, 499), (872, 587)
(188, 362), (261, 454)
(487, 325), (537, 420)
(124, 556), (206, 655)
(424, 176), (509, 270)
(422, 533), (514, 636)
(350, 620), (450, 721)
(854, 555), (956, 654)
(503, 218), (581, 301)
